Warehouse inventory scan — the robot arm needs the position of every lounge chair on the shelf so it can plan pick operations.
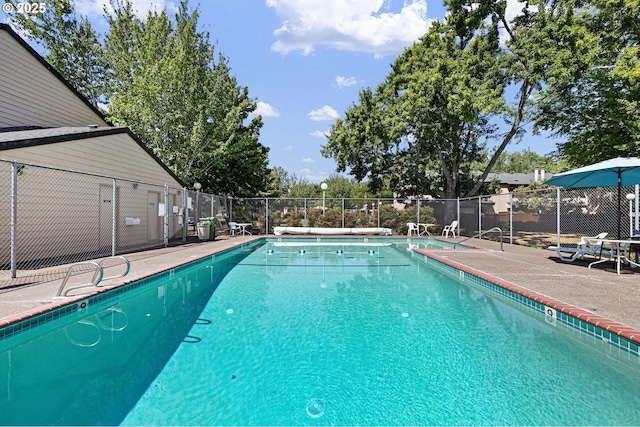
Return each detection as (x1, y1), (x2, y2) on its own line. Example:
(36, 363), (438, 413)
(442, 220), (458, 238)
(548, 232), (610, 263)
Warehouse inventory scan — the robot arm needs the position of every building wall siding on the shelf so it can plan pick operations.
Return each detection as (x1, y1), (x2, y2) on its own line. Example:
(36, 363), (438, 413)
(0, 30), (108, 128)
(0, 170), (184, 267)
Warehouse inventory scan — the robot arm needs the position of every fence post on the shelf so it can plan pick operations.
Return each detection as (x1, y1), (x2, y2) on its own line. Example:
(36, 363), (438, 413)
(342, 198), (345, 228)
(556, 187), (561, 246)
(229, 198), (233, 222)
(182, 187), (187, 243)
(112, 178), (117, 256)
(10, 161), (18, 278)
(377, 198), (381, 228)
(265, 198), (269, 234)
(509, 192), (513, 245)
(456, 198), (460, 232)
(634, 184), (640, 230)
(163, 184), (169, 247)
(478, 197), (482, 236)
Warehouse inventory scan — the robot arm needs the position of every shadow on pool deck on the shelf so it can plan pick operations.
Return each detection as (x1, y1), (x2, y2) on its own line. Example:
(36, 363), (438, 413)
(1, 235), (639, 333)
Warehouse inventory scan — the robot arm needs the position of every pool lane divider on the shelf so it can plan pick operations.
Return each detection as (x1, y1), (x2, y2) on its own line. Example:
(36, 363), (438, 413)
(412, 248), (640, 359)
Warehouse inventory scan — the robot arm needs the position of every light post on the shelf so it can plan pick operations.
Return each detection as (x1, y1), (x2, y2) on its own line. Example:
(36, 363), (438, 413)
(321, 182), (328, 215)
(193, 182), (201, 224)
(626, 193), (635, 237)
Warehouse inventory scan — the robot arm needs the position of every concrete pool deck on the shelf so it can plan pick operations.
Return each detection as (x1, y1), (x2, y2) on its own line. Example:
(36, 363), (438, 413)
(1, 235), (639, 335)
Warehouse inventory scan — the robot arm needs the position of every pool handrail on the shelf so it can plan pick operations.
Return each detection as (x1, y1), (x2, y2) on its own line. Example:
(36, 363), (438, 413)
(56, 261), (104, 297)
(97, 256), (131, 284)
(55, 256), (131, 297)
(454, 227), (504, 251)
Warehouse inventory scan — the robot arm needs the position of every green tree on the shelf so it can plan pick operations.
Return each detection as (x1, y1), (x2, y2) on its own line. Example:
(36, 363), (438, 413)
(7, 0), (105, 107)
(322, 0), (588, 202)
(489, 149), (568, 173)
(286, 178), (319, 199)
(323, 18), (504, 199)
(8, 0), (270, 196)
(264, 166), (293, 197)
(103, 0), (269, 195)
(533, 0), (640, 166)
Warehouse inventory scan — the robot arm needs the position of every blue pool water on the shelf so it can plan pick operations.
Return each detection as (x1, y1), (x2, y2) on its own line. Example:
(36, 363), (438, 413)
(1, 239), (640, 425)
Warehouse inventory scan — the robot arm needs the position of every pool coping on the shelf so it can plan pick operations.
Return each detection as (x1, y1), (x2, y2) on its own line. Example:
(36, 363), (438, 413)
(414, 248), (640, 354)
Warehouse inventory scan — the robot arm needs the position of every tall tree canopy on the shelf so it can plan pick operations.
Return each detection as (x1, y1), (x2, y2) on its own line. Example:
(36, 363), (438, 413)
(533, 0), (640, 167)
(8, 0), (270, 197)
(103, 0), (269, 196)
(322, 0), (604, 199)
(488, 149), (568, 173)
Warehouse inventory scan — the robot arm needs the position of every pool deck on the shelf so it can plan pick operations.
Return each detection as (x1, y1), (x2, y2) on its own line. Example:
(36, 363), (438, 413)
(1, 235), (640, 336)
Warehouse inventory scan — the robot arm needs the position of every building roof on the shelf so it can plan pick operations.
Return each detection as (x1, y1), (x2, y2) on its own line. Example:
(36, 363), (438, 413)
(0, 126), (123, 145)
(486, 172), (555, 186)
(0, 126), (185, 186)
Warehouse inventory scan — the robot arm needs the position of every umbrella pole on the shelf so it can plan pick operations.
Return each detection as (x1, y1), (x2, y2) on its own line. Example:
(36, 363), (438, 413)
(618, 171), (622, 239)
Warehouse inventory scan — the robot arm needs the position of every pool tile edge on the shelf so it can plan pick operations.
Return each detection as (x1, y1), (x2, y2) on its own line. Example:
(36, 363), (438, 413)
(414, 248), (640, 352)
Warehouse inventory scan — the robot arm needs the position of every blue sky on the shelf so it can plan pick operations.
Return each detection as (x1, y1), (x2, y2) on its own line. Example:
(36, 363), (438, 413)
(2, 0), (561, 182)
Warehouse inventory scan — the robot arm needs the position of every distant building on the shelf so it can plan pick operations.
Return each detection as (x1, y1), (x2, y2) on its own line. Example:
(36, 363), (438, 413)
(487, 168), (554, 194)
(485, 168), (555, 214)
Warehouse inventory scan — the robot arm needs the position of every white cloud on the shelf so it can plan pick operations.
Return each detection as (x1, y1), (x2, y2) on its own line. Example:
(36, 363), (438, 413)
(307, 105), (339, 121)
(285, 145), (293, 151)
(310, 130), (330, 138)
(267, 0), (432, 57)
(249, 101), (280, 119)
(336, 75), (357, 89)
(500, 0), (537, 45)
(255, 101), (280, 117)
(299, 168), (312, 174)
(301, 157), (315, 163)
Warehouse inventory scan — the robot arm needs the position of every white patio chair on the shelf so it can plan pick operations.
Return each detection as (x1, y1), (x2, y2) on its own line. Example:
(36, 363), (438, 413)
(407, 223), (419, 236)
(441, 220), (458, 238)
(228, 221), (241, 237)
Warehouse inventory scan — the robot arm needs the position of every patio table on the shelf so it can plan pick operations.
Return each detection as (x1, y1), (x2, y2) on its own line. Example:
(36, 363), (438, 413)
(588, 239), (640, 275)
(418, 223), (435, 236)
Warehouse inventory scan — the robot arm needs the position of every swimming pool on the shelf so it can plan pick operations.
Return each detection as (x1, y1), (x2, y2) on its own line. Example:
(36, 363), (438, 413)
(1, 238), (640, 425)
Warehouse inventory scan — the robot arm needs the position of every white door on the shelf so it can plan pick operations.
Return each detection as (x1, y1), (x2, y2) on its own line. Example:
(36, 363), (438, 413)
(99, 185), (115, 253)
(147, 191), (161, 243)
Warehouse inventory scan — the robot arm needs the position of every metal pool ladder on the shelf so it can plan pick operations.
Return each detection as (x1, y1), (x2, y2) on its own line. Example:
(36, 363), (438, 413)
(56, 256), (131, 297)
(454, 227), (504, 251)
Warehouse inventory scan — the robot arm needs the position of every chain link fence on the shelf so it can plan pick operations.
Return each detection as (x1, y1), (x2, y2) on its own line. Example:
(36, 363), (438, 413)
(2, 157), (637, 287)
(459, 186), (638, 247)
(230, 197), (440, 235)
(0, 160), (212, 286)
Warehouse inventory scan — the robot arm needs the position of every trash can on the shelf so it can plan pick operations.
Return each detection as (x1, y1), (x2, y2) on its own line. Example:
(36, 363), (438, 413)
(197, 222), (210, 241)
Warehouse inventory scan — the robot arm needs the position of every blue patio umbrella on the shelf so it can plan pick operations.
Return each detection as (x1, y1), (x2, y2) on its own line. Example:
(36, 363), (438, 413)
(545, 157), (640, 239)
